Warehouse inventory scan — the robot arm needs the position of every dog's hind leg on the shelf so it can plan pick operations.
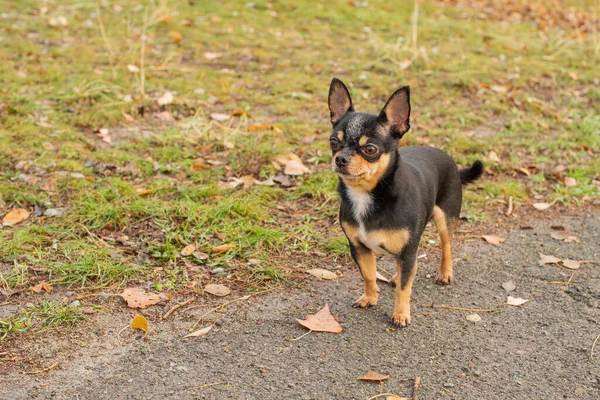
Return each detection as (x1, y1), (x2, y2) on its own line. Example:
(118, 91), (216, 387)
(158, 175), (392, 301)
(432, 205), (454, 285)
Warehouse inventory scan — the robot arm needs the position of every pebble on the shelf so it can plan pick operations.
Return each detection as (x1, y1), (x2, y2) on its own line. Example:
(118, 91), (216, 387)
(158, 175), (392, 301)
(443, 382), (455, 388)
(69, 300), (81, 308)
(211, 268), (225, 274)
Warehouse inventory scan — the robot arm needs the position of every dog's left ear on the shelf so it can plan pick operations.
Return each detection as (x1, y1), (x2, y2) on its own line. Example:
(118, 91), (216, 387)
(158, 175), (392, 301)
(378, 86), (410, 139)
(328, 78), (354, 126)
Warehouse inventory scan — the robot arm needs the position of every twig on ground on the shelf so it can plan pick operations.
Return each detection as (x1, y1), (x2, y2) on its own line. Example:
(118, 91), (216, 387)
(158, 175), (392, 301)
(367, 394), (400, 400)
(421, 303), (503, 313)
(548, 271), (575, 285)
(413, 376), (421, 400)
(505, 196), (514, 216)
(286, 330), (312, 342)
(188, 382), (226, 391)
(73, 293), (120, 300)
(162, 297), (195, 319)
(590, 333), (600, 362)
(20, 362), (58, 375)
(190, 294), (252, 331)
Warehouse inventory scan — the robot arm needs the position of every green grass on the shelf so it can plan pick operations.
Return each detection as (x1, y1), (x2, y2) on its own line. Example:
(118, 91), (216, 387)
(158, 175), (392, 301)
(33, 301), (86, 328)
(0, 0), (598, 301)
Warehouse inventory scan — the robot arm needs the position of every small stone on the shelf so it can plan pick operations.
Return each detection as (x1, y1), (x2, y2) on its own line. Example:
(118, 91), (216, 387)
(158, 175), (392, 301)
(70, 172), (85, 179)
(474, 370), (482, 377)
(211, 267), (225, 274)
(69, 300), (81, 308)
(466, 313), (481, 322)
(44, 208), (66, 217)
(443, 382), (455, 388)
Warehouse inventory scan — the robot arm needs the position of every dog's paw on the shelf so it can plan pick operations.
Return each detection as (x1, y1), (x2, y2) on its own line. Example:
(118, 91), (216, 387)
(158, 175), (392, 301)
(435, 272), (453, 285)
(391, 311), (411, 327)
(352, 294), (378, 308)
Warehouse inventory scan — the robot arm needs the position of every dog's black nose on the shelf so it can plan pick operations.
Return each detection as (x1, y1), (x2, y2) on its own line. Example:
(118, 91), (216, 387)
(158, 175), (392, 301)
(335, 154), (350, 167)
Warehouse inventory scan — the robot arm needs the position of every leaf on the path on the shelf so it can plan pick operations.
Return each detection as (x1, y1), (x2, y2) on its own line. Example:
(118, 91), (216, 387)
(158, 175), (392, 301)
(29, 281), (52, 294)
(482, 235), (505, 245)
(533, 202), (551, 211)
(3, 208), (31, 226)
(210, 112), (231, 122)
(501, 280), (516, 292)
(466, 313), (481, 322)
(296, 304), (342, 333)
(550, 229), (569, 241)
(158, 91), (174, 106)
(181, 244), (196, 256)
(121, 288), (168, 309)
(212, 243), (236, 254)
(185, 325), (212, 338)
(506, 296), (529, 306)
(539, 254), (561, 265)
(204, 284), (230, 297)
(564, 236), (580, 243)
(564, 177), (577, 187)
(376, 271), (390, 283)
(359, 371), (389, 382)
(306, 269), (339, 280)
(130, 315), (149, 335)
(560, 259), (580, 270)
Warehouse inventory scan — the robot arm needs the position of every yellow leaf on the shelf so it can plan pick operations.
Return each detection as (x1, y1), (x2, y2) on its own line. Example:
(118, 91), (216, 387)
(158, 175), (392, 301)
(3, 208), (31, 226)
(131, 315), (149, 336)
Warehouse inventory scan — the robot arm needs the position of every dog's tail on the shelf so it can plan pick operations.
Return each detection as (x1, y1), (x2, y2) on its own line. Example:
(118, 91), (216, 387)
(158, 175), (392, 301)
(459, 160), (484, 185)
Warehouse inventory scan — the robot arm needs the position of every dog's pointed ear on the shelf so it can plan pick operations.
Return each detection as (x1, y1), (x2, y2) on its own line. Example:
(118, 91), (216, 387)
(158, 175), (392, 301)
(328, 78), (354, 126)
(378, 86), (411, 139)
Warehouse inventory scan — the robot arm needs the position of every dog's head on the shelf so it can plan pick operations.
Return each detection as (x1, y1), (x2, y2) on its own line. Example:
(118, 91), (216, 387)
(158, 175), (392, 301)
(327, 78), (411, 191)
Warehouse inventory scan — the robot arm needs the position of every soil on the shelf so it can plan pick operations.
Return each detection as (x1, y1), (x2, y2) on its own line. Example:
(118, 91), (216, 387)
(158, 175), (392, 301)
(1, 209), (600, 399)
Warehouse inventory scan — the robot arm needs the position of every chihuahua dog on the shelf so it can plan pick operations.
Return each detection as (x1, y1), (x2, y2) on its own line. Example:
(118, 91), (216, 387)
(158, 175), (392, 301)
(328, 78), (483, 327)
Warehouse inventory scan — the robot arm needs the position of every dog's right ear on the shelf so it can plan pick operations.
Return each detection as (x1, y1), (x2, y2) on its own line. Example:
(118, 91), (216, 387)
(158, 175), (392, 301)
(328, 78), (354, 126)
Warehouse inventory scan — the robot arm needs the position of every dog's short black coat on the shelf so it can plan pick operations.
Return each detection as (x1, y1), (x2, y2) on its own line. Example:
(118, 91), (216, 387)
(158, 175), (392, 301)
(327, 78), (483, 327)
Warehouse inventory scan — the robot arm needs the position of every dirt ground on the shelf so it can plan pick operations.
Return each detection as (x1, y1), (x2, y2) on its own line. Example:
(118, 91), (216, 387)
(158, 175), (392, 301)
(2, 210), (600, 400)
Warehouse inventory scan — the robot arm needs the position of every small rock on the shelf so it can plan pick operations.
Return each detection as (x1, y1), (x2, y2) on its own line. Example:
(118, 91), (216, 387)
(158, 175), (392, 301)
(466, 313), (481, 322)
(70, 172), (85, 179)
(211, 267), (225, 274)
(443, 382), (455, 388)
(474, 370), (482, 376)
(44, 208), (66, 217)
(69, 300), (81, 308)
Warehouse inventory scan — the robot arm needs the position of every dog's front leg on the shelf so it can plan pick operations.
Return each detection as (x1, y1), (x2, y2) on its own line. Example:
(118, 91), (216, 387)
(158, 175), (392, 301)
(349, 243), (379, 308)
(392, 248), (418, 327)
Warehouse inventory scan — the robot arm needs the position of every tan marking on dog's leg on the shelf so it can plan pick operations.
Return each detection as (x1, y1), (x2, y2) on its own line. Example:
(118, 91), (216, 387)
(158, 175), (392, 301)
(341, 222), (378, 308)
(433, 206), (453, 285)
(391, 259), (417, 327)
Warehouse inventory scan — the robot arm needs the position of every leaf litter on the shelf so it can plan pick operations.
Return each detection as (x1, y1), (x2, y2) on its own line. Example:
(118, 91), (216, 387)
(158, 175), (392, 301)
(297, 304), (342, 333)
(359, 371), (389, 382)
(185, 325), (212, 338)
(306, 269), (340, 280)
(130, 315), (149, 337)
(2, 208), (31, 226)
(204, 284), (231, 297)
(120, 288), (168, 309)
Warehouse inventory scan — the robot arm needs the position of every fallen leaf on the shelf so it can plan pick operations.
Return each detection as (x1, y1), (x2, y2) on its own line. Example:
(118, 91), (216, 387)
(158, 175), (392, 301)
(296, 304), (342, 333)
(502, 281), (516, 292)
(204, 52), (223, 60)
(212, 243), (236, 254)
(564, 236), (581, 243)
(158, 91), (173, 106)
(560, 259), (580, 270)
(204, 284), (230, 297)
(136, 188), (152, 196)
(273, 173), (292, 188)
(533, 202), (551, 211)
(466, 313), (481, 322)
(155, 111), (174, 122)
(359, 371), (389, 382)
(385, 396), (410, 400)
(193, 251), (209, 260)
(376, 271), (390, 283)
(245, 124), (276, 131)
(210, 112), (231, 122)
(515, 167), (531, 176)
(185, 325), (212, 338)
(3, 209), (31, 226)
(29, 281), (52, 294)
(551, 230), (569, 241)
(169, 31), (182, 43)
(97, 128), (111, 145)
(130, 315), (149, 335)
(241, 175), (254, 189)
(306, 269), (338, 280)
(191, 158), (211, 171)
(487, 150), (500, 162)
(506, 296), (529, 306)
(564, 177), (577, 187)
(491, 85), (509, 93)
(539, 254), (561, 265)
(284, 160), (309, 176)
(482, 235), (505, 245)
(181, 244), (196, 256)
(121, 288), (168, 309)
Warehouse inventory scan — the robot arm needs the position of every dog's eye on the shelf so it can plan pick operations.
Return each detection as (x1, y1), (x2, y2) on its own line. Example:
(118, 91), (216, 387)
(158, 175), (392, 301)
(329, 138), (339, 149)
(364, 144), (378, 155)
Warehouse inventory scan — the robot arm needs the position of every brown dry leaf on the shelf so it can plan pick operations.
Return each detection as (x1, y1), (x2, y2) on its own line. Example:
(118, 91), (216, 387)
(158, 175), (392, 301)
(491, 85), (509, 93)
(169, 30), (182, 43)
(564, 177), (577, 187)
(155, 111), (174, 122)
(191, 158), (211, 171)
(212, 243), (236, 254)
(539, 254), (561, 265)
(41, 178), (56, 192)
(359, 371), (389, 382)
(121, 288), (168, 309)
(482, 235), (505, 245)
(376, 271), (390, 283)
(193, 251), (209, 260)
(306, 269), (338, 280)
(185, 325), (212, 338)
(29, 281), (52, 294)
(506, 296), (529, 306)
(210, 112), (231, 122)
(561, 259), (580, 270)
(3, 208), (31, 226)
(121, 108), (135, 122)
(241, 175), (254, 189)
(204, 284), (230, 297)
(231, 110), (253, 118)
(487, 151), (500, 162)
(385, 396), (410, 400)
(564, 236), (581, 243)
(245, 124), (276, 131)
(181, 244), (196, 256)
(130, 315), (149, 335)
(284, 160), (309, 176)
(533, 202), (551, 211)
(296, 304), (342, 333)
(515, 167), (531, 176)
(136, 188), (152, 196)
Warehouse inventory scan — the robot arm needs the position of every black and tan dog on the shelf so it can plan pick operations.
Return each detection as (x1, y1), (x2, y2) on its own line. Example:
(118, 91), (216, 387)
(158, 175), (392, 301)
(328, 78), (483, 327)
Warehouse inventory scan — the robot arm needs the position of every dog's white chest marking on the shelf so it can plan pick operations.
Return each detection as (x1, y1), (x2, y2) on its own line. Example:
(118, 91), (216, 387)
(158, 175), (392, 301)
(346, 188), (389, 255)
